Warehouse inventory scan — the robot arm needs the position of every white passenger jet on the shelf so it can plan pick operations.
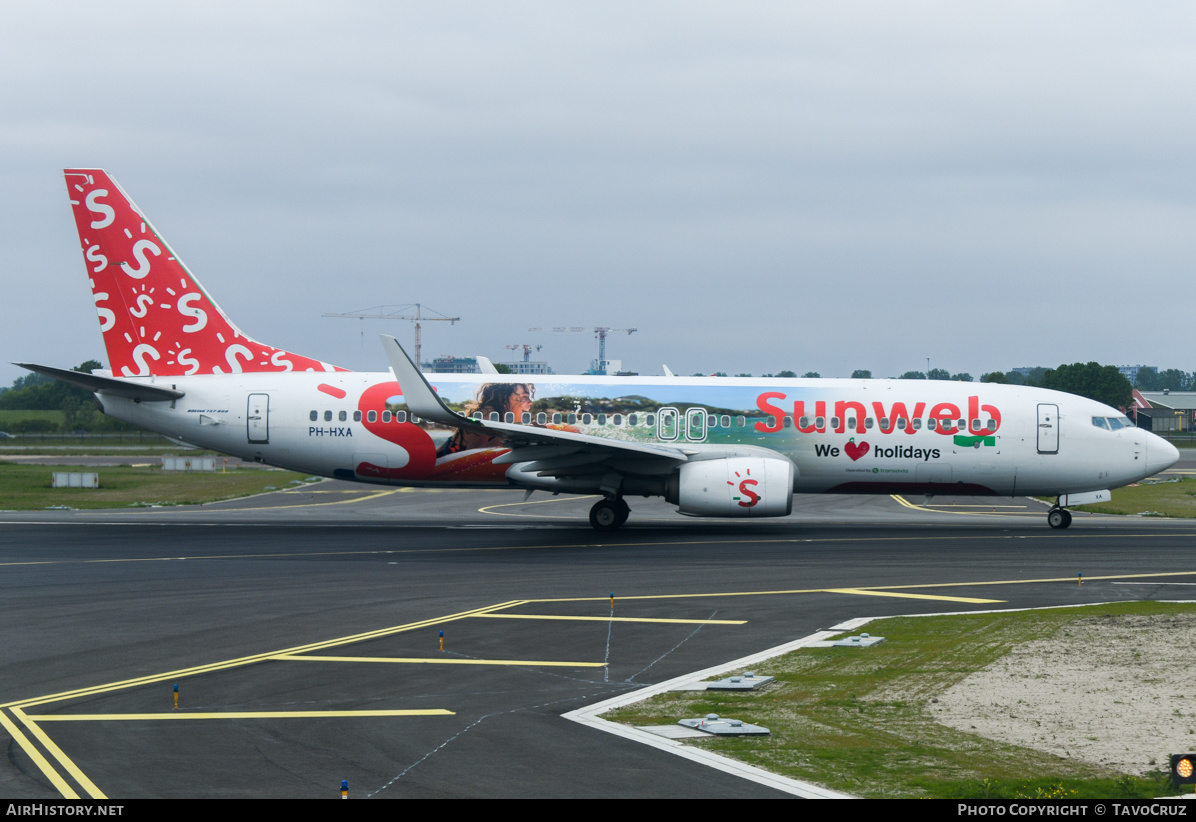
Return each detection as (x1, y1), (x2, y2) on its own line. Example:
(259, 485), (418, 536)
(19, 169), (1179, 531)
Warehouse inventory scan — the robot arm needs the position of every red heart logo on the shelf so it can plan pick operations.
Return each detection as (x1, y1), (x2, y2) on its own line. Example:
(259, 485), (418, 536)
(844, 440), (869, 461)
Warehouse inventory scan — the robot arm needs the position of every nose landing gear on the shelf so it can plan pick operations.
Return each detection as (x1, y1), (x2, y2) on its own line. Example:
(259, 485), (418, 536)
(589, 497), (631, 531)
(1047, 507), (1073, 529)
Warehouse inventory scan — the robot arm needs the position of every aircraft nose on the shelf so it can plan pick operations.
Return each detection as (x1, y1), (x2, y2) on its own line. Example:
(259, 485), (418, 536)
(1145, 433), (1180, 478)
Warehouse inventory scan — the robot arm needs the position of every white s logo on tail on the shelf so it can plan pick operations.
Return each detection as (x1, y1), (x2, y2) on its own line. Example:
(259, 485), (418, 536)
(120, 344), (161, 376)
(85, 190), (115, 229)
(177, 293), (208, 332)
(120, 240), (161, 279)
(94, 293), (115, 331)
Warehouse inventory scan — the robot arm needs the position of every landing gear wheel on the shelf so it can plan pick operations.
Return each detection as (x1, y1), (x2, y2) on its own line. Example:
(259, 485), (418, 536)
(590, 499), (627, 532)
(613, 498), (630, 527)
(1047, 508), (1072, 529)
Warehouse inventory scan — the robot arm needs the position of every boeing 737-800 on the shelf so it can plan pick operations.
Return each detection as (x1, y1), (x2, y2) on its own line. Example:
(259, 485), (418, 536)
(19, 169), (1179, 531)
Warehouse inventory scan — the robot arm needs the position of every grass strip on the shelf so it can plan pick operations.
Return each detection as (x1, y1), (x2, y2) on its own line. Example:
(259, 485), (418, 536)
(0, 461), (316, 510)
(605, 601), (1192, 798)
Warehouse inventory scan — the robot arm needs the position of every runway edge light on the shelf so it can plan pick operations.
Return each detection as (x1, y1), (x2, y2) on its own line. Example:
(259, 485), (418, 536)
(1172, 754), (1195, 787)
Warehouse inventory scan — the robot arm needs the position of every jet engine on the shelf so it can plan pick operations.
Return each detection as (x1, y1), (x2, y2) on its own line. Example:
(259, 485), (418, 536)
(667, 456), (794, 517)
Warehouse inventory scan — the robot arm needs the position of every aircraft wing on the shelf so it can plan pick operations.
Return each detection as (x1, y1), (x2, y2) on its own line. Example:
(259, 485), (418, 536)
(379, 335), (690, 475)
(14, 363), (185, 402)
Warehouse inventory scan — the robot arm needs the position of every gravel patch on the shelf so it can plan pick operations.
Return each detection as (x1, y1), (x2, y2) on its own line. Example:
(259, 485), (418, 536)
(931, 613), (1196, 774)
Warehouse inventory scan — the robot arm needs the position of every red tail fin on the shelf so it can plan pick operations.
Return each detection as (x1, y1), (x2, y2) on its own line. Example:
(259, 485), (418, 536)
(64, 169), (344, 377)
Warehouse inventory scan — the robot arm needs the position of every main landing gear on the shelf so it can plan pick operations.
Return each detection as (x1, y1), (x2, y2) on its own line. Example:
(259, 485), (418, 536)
(1047, 507), (1073, 529)
(589, 497), (630, 531)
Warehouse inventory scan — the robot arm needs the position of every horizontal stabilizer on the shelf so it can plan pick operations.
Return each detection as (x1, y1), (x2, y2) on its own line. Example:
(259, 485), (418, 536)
(14, 363), (184, 402)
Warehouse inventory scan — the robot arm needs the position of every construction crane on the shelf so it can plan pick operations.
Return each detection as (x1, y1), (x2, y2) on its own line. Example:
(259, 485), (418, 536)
(528, 326), (637, 375)
(505, 344), (542, 363)
(324, 304), (460, 371)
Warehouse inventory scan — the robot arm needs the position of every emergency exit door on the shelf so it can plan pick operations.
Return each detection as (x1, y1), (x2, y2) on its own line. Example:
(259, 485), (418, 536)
(248, 393), (270, 444)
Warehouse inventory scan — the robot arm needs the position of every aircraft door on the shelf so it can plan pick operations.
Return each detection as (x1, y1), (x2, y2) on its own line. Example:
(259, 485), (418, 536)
(684, 407), (708, 442)
(247, 393), (270, 444)
(1037, 403), (1058, 454)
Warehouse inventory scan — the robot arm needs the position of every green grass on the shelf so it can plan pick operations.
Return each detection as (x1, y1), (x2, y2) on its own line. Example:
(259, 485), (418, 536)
(0, 461), (317, 509)
(605, 601), (1193, 798)
(1074, 477), (1196, 518)
(0, 409), (64, 427)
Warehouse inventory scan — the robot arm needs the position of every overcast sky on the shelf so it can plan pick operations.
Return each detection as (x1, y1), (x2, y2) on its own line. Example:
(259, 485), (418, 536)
(3, 2), (1195, 385)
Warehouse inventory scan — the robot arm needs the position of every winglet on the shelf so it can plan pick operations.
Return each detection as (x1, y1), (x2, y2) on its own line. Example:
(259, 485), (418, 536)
(663, 364), (675, 377)
(476, 356), (499, 374)
(379, 335), (465, 427)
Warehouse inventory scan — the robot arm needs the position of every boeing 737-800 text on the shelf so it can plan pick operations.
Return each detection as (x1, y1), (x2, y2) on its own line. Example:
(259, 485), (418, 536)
(19, 169), (1179, 530)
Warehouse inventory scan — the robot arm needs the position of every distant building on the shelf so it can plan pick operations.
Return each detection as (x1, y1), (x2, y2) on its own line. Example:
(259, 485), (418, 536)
(1132, 388), (1194, 432)
(422, 356), (481, 374)
(1118, 364), (1156, 385)
(497, 361), (554, 375)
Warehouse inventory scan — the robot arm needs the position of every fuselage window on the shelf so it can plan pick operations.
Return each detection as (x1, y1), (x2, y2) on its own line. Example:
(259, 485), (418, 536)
(597, 414), (607, 426)
(879, 418), (889, 429)
(707, 414), (717, 428)
(521, 412), (531, 424)
(396, 411), (407, 423)
(536, 412), (547, 425)
(830, 417), (840, 430)
(646, 414), (655, 427)
(582, 413), (593, 425)
(552, 413), (562, 425)
(628, 413), (638, 426)
(505, 412), (514, 423)
(927, 418), (937, 430)
(783, 415), (793, 428)
(567, 413), (577, 425)
(382, 410), (392, 423)
(736, 415), (745, 427)
(721, 415), (731, 428)
(353, 410), (362, 422)
(957, 419), (966, 430)
(489, 412), (499, 422)
(970, 419), (981, 431)
(367, 410), (377, 423)
(986, 419), (997, 431)
(846, 417), (855, 429)
(912, 418), (922, 430)
(309, 410), (318, 421)
(865, 417), (874, 429)
(324, 410), (332, 422)
(798, 416), (809, 428)
(815, 416), (825, 429)
(471, 412), (483, 421)
(896, 418), (906, 430)
(339, 410), (347, 422)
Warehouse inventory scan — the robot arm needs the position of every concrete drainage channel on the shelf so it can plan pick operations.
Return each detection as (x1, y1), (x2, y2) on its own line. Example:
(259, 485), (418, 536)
(561, 619), (877, 799)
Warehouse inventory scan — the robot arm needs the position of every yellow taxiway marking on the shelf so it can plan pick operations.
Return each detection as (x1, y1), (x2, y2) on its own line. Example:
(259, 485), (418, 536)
(3, 600), (528, 710)
(892, 495), (1039, 517)
(529, 570), (1196, 603)
(822, 588), (1001, 604)
(204, 486), (402, 511)
(10, 707), (106, 799)
(0, 710), (80, 799)
(921, 504), (1028, 508)
(276, 654), (606, 667)
(472, 613), (746, 625)
(29, 710), (454, 721)
(478, 495), (600, 517)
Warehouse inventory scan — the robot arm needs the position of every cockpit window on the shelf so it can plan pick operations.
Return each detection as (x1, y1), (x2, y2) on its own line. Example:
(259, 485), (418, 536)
(1106, 417), (1124, 430)
(1092, 416), (1109, 430)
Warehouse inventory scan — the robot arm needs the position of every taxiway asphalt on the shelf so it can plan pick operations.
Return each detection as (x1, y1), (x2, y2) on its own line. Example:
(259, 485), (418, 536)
(3, 482), (1195, 798)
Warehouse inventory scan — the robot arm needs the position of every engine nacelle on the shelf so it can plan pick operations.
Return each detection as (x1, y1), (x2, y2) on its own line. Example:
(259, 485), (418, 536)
(671, 457), (794, 518)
